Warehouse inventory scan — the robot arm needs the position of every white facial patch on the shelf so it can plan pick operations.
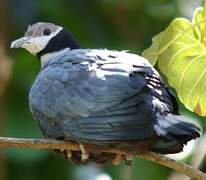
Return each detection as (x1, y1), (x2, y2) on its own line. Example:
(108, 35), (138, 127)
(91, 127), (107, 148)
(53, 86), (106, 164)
(14, 26), (63, 55)
(21, 37), (47, 55)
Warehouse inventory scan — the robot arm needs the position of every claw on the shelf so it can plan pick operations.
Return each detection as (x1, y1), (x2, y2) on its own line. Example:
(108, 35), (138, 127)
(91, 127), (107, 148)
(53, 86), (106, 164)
(125, 154), (133, 165)
(79, 143), (89, 162)
(66, 150), (72, 159)
(60, 149), (64, 152)
(112, 154), (123, 165)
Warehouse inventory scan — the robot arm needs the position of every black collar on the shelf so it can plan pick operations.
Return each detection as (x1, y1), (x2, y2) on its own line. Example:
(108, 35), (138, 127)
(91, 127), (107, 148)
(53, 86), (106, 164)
(37, 28), (80, 59)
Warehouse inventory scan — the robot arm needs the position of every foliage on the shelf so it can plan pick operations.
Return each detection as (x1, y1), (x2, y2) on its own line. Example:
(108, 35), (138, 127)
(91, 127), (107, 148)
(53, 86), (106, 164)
(3, 0), (206, 180)
(143, 7), (206, 116)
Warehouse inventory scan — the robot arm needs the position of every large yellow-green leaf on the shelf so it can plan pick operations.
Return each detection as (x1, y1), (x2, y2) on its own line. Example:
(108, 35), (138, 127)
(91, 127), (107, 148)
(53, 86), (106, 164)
(142, 7), (206, 116)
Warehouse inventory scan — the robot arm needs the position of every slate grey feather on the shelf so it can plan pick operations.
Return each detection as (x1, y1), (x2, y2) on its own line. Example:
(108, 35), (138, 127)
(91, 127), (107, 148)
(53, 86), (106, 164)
(29, 48), (199, 147)
(11, 22), (200, 164)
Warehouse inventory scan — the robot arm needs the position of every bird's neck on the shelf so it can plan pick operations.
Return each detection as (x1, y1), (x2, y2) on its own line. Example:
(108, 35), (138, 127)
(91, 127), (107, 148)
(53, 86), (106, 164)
(40, 48), (71, 67)
(37, 28), (81, 60)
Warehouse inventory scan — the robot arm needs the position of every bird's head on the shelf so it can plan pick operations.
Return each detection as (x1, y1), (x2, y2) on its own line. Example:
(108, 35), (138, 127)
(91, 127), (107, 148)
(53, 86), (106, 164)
(10, 22), (80, 65)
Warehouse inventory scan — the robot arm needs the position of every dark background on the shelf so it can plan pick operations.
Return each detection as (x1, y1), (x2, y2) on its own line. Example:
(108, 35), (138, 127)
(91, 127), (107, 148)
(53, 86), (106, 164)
(0, 0), (204, 180)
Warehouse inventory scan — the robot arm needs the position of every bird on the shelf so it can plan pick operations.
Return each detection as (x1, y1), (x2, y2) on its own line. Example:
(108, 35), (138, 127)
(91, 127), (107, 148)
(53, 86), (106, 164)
(10, 22), (200, 164)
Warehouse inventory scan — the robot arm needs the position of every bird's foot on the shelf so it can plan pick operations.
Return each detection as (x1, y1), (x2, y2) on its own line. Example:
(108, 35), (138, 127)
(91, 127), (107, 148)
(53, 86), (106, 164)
(60, 149), (73, 159)
(66, 150), (72, 159)
(125, 154), (133, 165)
(79, 143), (90, 162)
(112, 153), (123, 165)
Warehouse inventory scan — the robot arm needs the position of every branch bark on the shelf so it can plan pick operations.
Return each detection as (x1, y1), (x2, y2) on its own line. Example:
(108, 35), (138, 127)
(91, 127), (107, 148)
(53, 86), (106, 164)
(0, 137), (205, 180)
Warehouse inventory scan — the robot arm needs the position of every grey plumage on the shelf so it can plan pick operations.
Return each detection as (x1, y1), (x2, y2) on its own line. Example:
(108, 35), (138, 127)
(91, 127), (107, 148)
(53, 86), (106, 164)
(10, 22), (200, 164)
(29, 48), (200, 155)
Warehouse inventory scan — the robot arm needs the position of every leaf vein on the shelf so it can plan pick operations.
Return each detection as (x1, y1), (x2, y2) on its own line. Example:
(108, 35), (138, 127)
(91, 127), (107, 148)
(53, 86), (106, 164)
(167, 43), (200, 72)
(186, 68), (206, 105)
(178, 53), (205, 93)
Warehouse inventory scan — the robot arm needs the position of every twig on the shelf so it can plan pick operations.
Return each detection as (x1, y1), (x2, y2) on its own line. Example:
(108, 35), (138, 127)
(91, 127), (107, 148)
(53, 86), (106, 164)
(0, 137), (205, 179)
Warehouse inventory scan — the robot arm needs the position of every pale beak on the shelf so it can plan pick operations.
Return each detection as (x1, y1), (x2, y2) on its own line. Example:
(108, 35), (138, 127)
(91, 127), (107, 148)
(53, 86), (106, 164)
(10, 37), (31, 49)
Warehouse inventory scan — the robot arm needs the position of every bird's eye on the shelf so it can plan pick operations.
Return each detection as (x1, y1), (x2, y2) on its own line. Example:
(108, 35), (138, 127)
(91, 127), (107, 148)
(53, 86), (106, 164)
(43, 28), (51, 36)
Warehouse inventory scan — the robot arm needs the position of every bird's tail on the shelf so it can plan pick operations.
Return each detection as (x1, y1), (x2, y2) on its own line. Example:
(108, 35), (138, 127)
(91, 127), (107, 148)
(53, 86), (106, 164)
(151, 114), (200, 154)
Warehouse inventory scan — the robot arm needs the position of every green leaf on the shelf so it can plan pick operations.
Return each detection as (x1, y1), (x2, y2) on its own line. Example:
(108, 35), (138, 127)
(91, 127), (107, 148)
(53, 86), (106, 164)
(142, 7), (206, 116)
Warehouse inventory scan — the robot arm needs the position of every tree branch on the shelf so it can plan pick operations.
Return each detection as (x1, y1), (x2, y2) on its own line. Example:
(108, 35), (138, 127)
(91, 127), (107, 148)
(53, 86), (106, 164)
(0, 137), (205, 179)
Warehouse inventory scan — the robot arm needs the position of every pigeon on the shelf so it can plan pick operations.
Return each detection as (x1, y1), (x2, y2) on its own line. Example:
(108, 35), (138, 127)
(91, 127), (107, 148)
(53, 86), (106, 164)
(11, 22), (200, 164)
